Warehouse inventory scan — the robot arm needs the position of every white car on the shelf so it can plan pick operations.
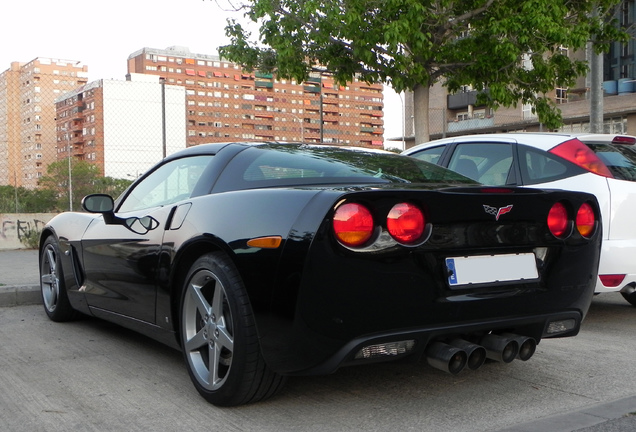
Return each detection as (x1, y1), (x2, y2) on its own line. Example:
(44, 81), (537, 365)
(403, 132), (636, 306)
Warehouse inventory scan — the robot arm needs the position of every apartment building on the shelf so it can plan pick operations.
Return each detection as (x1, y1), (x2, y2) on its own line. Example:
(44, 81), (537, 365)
(0, 58), (88, 188)
(54, 73), (186, 179)
(127, 46), (384, 147)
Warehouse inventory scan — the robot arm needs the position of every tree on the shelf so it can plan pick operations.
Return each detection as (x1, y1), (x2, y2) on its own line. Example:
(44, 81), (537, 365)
(38, 159), (132, 212)
(219, 0), (627, 144)
(0, 185), (56, 213)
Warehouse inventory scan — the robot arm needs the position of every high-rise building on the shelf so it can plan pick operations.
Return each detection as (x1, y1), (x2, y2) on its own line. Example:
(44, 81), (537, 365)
(54, 73), (187, 179)
(127, 46), (384, 147)
(0, 58), (88, 188)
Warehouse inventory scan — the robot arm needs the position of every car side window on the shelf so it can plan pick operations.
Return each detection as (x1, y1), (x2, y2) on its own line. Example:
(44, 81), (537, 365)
(118, 156), (213, 213)
(408, 145), (446, 165)
(447, 143), (514, 185)
(518, 146), (574, 185)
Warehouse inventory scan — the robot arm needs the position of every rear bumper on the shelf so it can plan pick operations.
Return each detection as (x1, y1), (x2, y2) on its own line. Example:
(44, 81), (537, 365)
(595, 238), (636, 292)
(281, 311), (582, 376)
(260, 246), (595, 375)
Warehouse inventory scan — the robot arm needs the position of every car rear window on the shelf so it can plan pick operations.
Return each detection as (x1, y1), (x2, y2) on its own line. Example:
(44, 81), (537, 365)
(587, 143), (636, 181)
(214, 144), (476, 191)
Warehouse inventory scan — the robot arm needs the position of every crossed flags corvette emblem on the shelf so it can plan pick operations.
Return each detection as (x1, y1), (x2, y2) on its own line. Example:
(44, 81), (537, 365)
(483, 204), (513, 221)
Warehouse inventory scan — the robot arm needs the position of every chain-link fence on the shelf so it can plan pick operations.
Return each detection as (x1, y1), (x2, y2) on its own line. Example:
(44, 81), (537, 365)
(0, 58), (387, 213)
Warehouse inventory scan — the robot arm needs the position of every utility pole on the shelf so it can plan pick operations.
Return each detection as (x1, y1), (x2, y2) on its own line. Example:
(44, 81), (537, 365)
(161, 80), (167, 158)
(64, 128), (73, 211)
(589, 7), (604, 133)
(14, 170), (18, 213)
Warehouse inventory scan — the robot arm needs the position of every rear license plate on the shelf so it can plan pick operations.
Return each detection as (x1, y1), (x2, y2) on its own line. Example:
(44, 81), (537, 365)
(446, 253), (538, 287)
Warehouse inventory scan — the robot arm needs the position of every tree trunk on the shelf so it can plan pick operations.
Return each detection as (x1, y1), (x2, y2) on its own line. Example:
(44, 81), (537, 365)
(413, 84), (431, 146)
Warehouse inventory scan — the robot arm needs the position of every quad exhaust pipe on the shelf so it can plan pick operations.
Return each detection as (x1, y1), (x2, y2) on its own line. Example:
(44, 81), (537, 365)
(425, 334), (536, 374)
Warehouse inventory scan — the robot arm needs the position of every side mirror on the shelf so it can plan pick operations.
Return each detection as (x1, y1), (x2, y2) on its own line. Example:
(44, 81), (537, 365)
(82, 194), (115, 213)
(81, 193), (158, 235)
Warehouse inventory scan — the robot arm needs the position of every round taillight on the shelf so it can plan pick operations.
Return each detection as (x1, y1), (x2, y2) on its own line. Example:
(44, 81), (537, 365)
(576, 202), (595, 238)
(548, 202), (569, 238)
(387, 202), (425, 244)
(333, 202), (374, 247)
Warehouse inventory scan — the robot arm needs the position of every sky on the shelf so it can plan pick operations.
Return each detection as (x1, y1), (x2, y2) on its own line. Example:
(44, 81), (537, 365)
(2, 0), (404, 146)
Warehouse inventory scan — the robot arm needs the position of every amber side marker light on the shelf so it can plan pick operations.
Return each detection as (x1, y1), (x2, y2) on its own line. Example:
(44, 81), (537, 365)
(247, 236), (282, 249)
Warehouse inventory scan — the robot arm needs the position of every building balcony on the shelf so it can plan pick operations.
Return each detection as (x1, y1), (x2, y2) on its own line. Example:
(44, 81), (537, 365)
(447, 91), (478, 110)
(447, 116), (494, 133)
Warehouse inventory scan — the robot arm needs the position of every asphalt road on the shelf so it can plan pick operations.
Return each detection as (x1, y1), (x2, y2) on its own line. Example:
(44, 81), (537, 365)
(1, 288), (636, 431)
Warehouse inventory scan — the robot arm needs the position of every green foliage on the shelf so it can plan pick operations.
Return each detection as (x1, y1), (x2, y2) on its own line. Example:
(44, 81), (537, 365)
(219, 0), (628, 131)
(0, 185), (57, 213)
(37, 158), (132, 212)
(20, 226), (41, 249)
(0, 160), (133, 214)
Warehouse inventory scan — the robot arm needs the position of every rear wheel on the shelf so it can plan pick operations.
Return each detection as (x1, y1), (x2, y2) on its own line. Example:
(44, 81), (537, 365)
(180, 252), (286, 406)
(40, 236), (78, 321)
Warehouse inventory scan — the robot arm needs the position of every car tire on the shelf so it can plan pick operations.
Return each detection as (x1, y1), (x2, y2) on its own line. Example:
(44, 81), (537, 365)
(180, 252), (286, 406)
(40, 236), (79, 322)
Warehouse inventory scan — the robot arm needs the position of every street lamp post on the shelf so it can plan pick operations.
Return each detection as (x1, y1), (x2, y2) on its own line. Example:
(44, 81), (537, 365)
(62, 128), (73, 211)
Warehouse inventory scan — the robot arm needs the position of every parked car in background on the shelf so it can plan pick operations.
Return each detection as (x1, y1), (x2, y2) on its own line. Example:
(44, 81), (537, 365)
(40, 142), (600, 406)
(403, 132), (636, 306)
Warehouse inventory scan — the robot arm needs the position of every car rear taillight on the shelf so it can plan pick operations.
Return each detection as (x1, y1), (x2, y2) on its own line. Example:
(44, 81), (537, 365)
(549, 138), (613, 178)
(333, 202), (374, 247)
(547, 202), (569, 238)
(387, 203), (425, 244)
(611, 135), (636, 145)
(576, 202), (596, 238)
(599, 274), (626, 287)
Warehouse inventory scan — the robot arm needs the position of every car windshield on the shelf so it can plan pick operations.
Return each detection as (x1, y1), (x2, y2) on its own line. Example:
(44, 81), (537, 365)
(216, 144), (475, 191)
(587, 143), (636, 181)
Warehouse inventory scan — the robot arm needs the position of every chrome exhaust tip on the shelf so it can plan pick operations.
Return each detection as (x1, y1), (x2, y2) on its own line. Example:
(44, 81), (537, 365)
(480, 334), (519, 363)
(501, 333), (537, 361)
(448, 339), (487, 370)
(426, 341), (467, 375)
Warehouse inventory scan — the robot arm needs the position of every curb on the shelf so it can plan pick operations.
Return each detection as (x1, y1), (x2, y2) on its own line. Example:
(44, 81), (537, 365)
(495, 394), (636, 432)
(0, 285), (41, 308)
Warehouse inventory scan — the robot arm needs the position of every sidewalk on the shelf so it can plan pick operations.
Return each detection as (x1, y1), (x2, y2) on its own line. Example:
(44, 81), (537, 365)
(0, 249), (41, 307)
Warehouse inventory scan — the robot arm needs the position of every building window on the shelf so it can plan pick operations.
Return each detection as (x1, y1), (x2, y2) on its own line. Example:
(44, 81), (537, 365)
(555, 88), (567, 104)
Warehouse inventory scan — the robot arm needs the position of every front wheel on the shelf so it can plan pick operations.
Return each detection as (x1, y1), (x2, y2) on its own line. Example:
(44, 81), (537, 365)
(40, 236), (78, 322)
(180, 252), (286, 406)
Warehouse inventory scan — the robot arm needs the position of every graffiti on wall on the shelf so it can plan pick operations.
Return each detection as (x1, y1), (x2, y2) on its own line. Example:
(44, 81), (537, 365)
(0, 214), (55, 249)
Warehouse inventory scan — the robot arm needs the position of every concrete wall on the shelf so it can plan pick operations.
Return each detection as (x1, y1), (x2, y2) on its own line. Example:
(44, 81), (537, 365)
(0, 213), (56, 250)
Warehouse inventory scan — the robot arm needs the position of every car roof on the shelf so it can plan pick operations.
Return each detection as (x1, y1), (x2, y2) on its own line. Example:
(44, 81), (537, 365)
(163, 142), (256, 161)
(403, 132), (636, 154)
(164, 141), (394, 163)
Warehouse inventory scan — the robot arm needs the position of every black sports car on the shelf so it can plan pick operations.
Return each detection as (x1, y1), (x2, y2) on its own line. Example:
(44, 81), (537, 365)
(39, 142), (601, 406)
